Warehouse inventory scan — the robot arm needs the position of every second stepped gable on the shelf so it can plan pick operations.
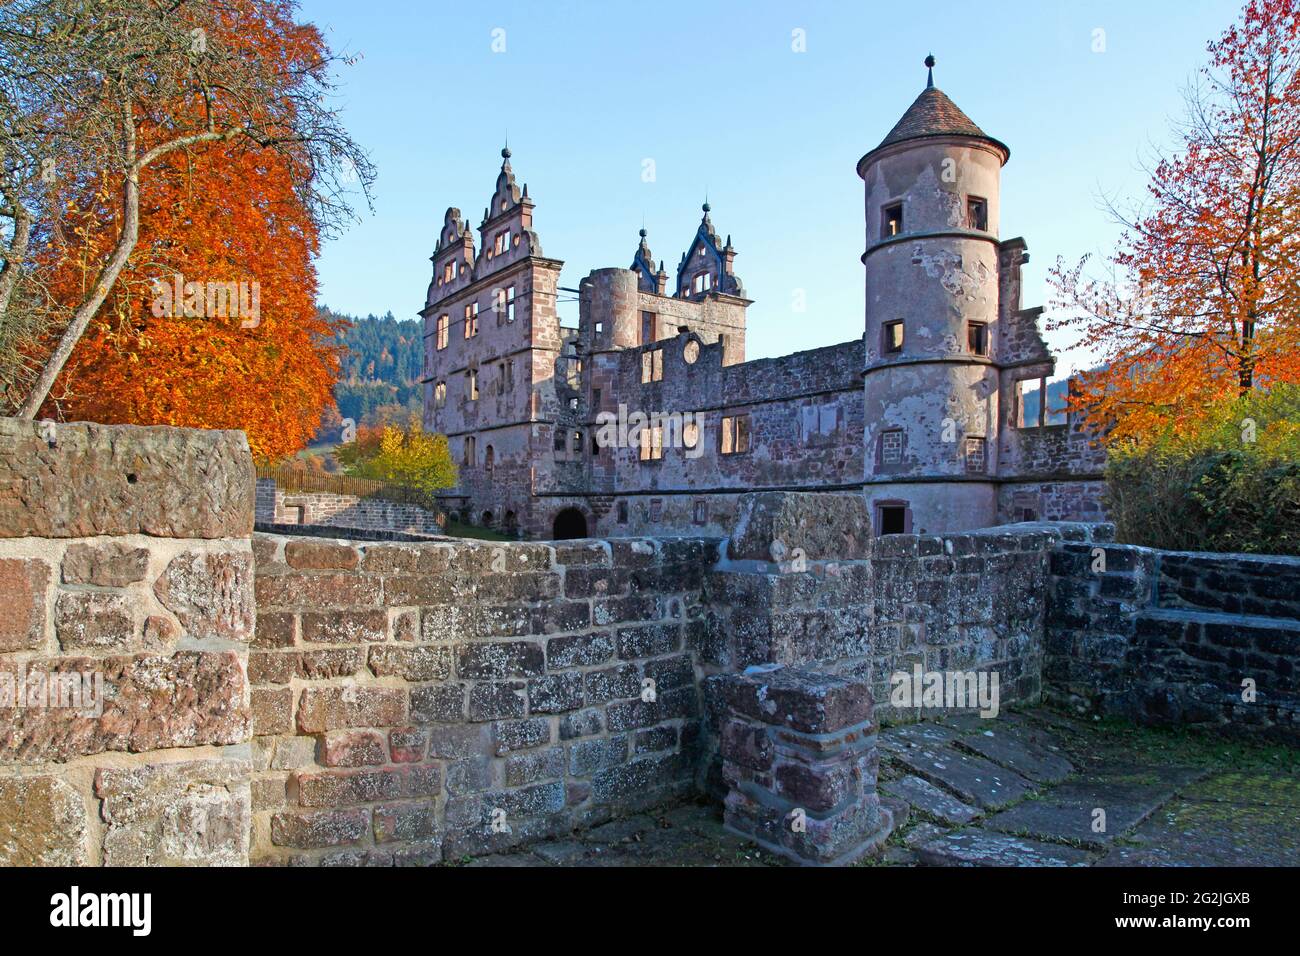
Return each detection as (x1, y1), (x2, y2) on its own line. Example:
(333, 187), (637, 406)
(674, 203), (744, 301)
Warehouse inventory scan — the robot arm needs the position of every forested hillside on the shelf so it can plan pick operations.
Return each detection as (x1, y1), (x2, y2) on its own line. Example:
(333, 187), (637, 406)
(318, 307), (423, 438)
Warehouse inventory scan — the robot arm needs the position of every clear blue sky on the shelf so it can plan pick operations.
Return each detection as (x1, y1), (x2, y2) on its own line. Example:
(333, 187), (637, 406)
(299, 0), (1239, 375)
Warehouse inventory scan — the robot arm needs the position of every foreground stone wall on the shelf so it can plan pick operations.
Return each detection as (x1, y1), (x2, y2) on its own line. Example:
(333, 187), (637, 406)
(255, 479), (446, 537)
(1045, 533), (1300, 740)
(697, 495), (1055, 723)
(0, 418), (255, 866)
(248, 532), (718, 864)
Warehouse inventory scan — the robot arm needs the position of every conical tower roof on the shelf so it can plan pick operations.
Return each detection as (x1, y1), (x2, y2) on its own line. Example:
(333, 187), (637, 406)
(860, 56), (1009, 169)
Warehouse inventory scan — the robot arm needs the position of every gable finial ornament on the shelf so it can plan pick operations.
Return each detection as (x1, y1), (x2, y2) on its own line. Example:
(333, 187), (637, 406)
(925, 53), (935, 89)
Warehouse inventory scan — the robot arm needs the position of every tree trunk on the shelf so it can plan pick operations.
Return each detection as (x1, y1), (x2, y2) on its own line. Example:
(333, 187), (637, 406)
(18, 169), (139, 419)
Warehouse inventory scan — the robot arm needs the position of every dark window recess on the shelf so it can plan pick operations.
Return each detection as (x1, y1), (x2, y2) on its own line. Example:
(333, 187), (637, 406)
(883, 321), (904, 353)
(617, 501), (629, 524)
(967, 322), (989, 356)
(879, 506), (907, 536)
(967, 197), (988, 231)
(883, 203), (904, 238)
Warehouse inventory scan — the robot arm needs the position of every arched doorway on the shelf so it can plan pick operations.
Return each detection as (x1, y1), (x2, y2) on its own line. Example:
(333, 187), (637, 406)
(552, 508), (588, 540)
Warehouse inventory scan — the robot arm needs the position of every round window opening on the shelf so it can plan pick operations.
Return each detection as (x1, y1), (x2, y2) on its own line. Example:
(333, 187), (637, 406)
(683, 340), (700, 364)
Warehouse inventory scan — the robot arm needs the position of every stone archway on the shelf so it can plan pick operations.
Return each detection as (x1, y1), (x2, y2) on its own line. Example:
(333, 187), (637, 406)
(552, 507), (588, 540)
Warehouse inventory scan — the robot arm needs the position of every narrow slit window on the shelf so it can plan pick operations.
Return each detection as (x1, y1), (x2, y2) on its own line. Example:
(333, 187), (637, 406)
(883, 321), (904, 354)
(967, 197), (988, 231)
(883, 203), (903, 238)
(967, 321), (989, 356)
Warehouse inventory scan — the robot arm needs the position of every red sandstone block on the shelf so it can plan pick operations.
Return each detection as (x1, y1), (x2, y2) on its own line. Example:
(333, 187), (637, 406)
(296, 686), (407, 733)
(300, 610), (387, 645)
(251, 612), (296, 649)
(284, 540), (360, 571)
(361, 544), (450, 575)
(296, 647), (368, 680)
(0, 556), (50, 655)
(382, 575), (457, 605)
(252, 686), (294, 736)
(2, 652), (250, 760)
(271, 808), (369, 848)
(296, 767), (406, 807)
(320, 729), (388, 768)
(389, 727), (428, 763)
(61, 542), (149, 587)
(368, 644), (453, 681)
(248, 650), (297, 686)
(373, 803), (438, 845)
(254, 573), (381, 609)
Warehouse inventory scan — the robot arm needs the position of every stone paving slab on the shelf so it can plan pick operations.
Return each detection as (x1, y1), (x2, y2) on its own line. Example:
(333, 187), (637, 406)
(957, 730), (1074, 784)
(884, 743), (1036, 810)
(983, 780), (1173, 849)
(912, 829), (1095, 867)
(881, 774), (980, 826)
(1097, 800), (1300, 867)
(880, 722), (966, 749)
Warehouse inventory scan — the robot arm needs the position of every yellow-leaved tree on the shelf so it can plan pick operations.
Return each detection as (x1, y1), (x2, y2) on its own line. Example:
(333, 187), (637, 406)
(339, 416), (457, 496)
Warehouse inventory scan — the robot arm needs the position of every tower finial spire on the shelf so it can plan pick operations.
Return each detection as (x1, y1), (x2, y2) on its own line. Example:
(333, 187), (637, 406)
(502, 131), (511, 161)
(925, 53), (935, 89)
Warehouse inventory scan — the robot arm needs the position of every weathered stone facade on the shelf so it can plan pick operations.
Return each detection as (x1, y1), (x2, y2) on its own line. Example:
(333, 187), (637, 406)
(421, 68), (1106, 541)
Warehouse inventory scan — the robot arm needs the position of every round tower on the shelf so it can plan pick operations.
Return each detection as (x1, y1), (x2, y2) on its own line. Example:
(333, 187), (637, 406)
(859, 56), (1010, 535)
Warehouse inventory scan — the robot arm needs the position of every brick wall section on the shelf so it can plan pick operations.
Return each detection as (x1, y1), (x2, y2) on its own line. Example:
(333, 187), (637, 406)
(249, 532), (720, 864)
(255, 479), (447, 536)
(0, 417), (255, 866)
(1045, 530), (1300, 740)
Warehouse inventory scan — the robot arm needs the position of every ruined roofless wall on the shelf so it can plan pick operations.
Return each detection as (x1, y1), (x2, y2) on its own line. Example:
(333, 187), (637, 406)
(255, 478), (447, 537)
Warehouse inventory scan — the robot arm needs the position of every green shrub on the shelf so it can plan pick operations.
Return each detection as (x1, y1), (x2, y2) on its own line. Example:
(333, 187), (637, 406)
(1105, 384), (1300, 555)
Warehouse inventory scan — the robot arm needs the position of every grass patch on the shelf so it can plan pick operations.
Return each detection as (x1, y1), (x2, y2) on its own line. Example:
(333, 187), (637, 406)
(442, 520), (514, 541)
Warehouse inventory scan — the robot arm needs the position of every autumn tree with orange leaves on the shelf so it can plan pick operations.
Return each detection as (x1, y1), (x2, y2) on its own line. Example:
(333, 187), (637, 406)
(1050, 0), (1300, 444)
(0, 0), (373, 459)
(46, 139), (341, 459)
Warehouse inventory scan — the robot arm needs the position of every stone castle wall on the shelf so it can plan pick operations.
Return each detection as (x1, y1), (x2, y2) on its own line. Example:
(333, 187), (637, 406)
(0, 418), (256, 866)
(1045, 532), (1300, 740)
(248, 533), (717, 864)
(255, 478), (447, 537)
(3, 417), (1292, 866)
